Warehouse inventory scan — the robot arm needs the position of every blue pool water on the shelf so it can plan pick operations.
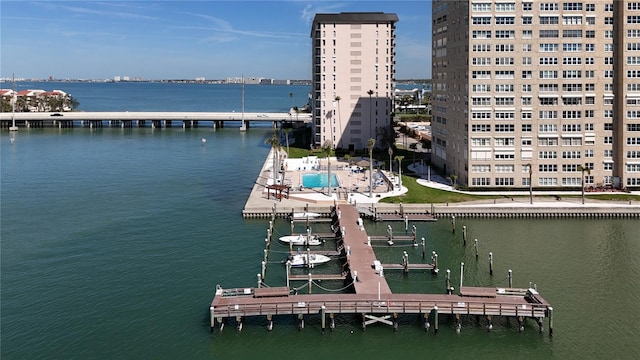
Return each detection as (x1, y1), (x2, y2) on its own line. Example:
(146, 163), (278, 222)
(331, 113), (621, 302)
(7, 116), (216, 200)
(302, 173), (339, 188)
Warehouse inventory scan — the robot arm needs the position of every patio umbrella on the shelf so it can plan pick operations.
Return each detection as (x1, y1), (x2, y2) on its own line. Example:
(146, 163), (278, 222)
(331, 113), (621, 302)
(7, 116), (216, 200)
(356, 159), (370, 167)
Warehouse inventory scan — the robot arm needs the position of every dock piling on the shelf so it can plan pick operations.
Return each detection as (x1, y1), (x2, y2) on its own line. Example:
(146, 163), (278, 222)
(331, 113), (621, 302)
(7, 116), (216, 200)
(462, 225), (467, 246)
(446, 269), (452, 294)
(210, 306), (215, 332)
(433, 306), (439, 335)
(421, 237), (426, 259)
(474, 239), (478, 260)
(508, 269), (513, 288)
(257, 273), (262, 288)
(518, 316), (524, 332)
(489, 252), (494, 276)
(423, 313), (431, 332)
(432, 253), (439, 274)
(267, 314), (273, 331)
(261, 261), (266, 281)
(412, 225), (417, 247)
(393, 312), (399, 332)
(451, 216), (456, 234)
(321, 305), (326, 333)
(286, 260), (291, 289)
(460, 262), (465, 291)
(290, 220), (294, 235)
(548, 307), (554, 336)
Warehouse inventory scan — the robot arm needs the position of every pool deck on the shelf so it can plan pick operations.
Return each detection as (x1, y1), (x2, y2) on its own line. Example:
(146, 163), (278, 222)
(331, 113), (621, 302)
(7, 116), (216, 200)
(243, 148), (640, 219)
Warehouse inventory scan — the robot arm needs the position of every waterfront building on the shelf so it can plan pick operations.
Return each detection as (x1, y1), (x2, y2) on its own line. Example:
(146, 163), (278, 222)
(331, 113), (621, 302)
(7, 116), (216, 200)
(431, 1), (640, 190)
(310, 12), (398, 151)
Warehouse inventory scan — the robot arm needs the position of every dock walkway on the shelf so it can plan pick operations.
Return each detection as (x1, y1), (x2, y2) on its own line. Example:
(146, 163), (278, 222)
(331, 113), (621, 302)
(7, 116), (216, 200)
(338, 205), (392, 295)
(211, 204), (554, 335)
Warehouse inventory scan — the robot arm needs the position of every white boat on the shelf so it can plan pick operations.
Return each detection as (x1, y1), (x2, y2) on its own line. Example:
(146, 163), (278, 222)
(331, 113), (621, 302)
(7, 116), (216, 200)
(287, 253), (331, 267)
(278, 234), (322, 246)
(291, 212), (321, 220)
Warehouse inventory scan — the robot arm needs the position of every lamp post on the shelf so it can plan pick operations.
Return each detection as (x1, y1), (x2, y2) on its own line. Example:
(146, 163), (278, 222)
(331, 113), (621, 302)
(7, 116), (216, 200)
(322, 140), (333, 197)
(367, 89), (374, 142)
(527, 163), (533, 205)
(9, 74), (18, 132)
(578, 164), (590, 205)
(395, 155), (404, 191)
(368, 138), (375, 198)
(388, 147), (393, 173)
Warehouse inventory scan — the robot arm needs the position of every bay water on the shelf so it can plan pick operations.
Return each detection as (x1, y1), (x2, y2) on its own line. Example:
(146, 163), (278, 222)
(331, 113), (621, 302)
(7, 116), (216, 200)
(1, 83), (639, 359)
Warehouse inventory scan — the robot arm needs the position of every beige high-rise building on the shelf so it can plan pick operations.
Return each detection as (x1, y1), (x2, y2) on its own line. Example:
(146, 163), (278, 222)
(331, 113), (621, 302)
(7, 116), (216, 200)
(431, 0), (640, 190)
(311, 12), (398, 151)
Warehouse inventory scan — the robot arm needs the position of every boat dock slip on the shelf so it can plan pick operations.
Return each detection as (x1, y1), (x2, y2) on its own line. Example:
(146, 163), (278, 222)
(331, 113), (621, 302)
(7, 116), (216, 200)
(211, 204), (555, 335)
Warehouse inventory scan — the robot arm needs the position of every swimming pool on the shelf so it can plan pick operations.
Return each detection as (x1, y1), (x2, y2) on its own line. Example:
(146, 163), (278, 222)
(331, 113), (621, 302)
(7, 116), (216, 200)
(302, 173), (340, 188)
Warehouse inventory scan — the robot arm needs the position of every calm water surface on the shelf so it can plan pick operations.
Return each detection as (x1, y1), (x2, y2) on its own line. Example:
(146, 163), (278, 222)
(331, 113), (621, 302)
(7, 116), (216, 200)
(1, 82), (639, 359)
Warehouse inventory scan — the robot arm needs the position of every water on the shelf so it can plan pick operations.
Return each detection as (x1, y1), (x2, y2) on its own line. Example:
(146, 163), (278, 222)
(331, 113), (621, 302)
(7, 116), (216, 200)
(1, 83), (639, 359)
(2, 81), (312, 113)
(302, 173), (339, 188)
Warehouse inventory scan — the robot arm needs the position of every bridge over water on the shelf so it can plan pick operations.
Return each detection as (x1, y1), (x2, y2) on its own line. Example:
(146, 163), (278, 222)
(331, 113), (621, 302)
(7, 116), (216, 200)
(0, 111), (311, 130)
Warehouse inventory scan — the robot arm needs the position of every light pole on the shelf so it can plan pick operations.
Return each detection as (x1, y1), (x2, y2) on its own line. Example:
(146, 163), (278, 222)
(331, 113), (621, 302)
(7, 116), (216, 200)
(367, 89), (374, 143)
(9, 73), (18, 132)
(388, 147), (393, 173)
(395, 155), (404, 191)
(527, 163), (533, 205)
(578, 164), (590, 205)
(368, 138), (375, 198)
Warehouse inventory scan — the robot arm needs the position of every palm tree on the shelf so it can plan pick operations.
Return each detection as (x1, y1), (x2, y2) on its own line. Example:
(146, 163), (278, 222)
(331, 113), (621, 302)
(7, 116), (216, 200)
(321, 140), (333, 196)
(578, 164), (591, 204)
(447, 174), (458, 189)
(265, 125), (282, 185)
(395, 155), (405, 190)
(367, 138), (375, 198)
(281, 127), (291, 155)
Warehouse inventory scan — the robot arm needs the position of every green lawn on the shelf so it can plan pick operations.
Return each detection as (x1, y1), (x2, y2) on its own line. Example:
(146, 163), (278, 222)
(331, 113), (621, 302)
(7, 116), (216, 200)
(282, 137), (639, 205)
(380, 175), (497, 204)
(380, 175), (639, 204)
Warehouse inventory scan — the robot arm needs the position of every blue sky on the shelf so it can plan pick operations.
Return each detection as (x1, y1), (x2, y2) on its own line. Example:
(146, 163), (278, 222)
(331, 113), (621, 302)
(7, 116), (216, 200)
(0, 1), (431, 80)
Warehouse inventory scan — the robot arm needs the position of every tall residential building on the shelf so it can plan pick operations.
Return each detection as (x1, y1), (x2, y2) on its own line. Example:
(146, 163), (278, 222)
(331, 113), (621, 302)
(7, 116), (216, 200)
(311, 12), (398, 151)
(431, 1), (640, 190)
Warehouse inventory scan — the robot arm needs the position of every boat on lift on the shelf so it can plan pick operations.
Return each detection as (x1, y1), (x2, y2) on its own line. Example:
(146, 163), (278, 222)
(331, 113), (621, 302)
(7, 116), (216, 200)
(290, 212), (321, 220)
(278, 234), (322, 246)
(286, 253), (331, 267)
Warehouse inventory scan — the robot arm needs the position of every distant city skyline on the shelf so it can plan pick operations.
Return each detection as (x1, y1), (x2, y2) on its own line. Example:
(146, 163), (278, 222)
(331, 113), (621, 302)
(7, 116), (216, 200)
(1, 1), (432, 81)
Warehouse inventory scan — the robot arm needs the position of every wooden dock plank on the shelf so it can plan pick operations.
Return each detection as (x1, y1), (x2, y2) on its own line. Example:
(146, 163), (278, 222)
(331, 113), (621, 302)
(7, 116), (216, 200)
(253, 287), (290, 298)
(381, 263), (435, 270)
(210, 205), (554, 331)
(338, 205), (393, 295)
(211, 292), (550, 319)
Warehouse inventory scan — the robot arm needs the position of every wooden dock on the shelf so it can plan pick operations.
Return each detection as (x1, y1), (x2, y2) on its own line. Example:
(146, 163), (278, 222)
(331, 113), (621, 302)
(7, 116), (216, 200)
(211, 204), (554, 335)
